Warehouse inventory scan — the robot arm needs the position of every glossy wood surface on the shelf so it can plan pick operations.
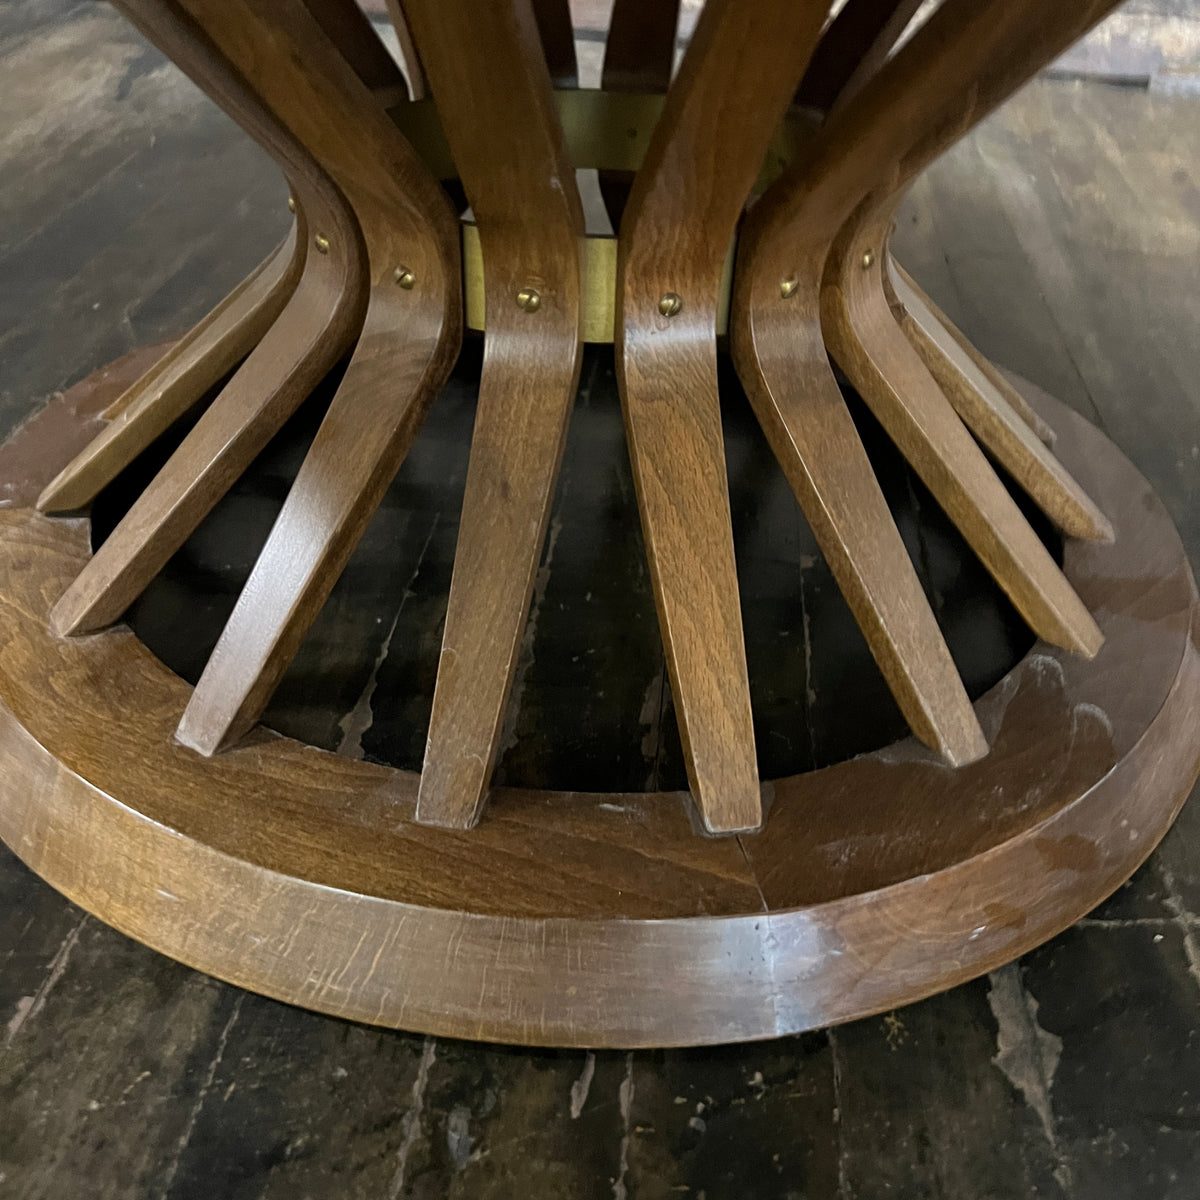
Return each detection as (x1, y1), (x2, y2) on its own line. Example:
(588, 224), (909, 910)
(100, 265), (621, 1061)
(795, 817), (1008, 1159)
(173, 0), (462, 755)
(405, 0), (585, 828)
(36, 224), (304, 514)
(615, 0), (830, 833)
(47, 0), (369, 638)
(2, 361), (1196, 1047)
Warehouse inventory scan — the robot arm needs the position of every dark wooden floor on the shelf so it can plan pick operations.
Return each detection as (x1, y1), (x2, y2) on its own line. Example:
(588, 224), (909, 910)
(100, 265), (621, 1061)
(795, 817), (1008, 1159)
(3, 4), (1200, 1198)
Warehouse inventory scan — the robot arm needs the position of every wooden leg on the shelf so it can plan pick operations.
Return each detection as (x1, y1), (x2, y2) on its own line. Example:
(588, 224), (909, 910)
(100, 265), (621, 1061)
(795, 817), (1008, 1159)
(885, 250), (1111, 540)
(37, 220), (305, 514)
(617, 0), (829, 833)
(823, 215), (1104, 655)
(175, 0), (462, 755)
(597, 0), (680, 229)
(405, 0), (584, 829)
(732, 260), (987, 766)
(49, 0), (370, 639)
(887, 257), (1057, 448)
(739, 0), (1122, 684)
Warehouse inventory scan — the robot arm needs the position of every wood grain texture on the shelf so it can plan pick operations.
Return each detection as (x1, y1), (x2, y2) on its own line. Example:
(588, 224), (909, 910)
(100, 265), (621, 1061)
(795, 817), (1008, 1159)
(48, 0), (370, 639)
(743, 0), (1121, 666)
(887, 256), (1112, 540)
(3, 367), (1197, 1047)
(616, 0), (830, 833)
(406, 0), (584, 828)
(887, 256), (1057, 447)
(36, 223), (304, 514)
(173, 0), (462, 755)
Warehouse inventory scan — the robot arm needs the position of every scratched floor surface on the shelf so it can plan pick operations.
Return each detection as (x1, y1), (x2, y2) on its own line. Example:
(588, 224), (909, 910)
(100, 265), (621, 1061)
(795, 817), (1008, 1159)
(3, 4), (1200, 1198)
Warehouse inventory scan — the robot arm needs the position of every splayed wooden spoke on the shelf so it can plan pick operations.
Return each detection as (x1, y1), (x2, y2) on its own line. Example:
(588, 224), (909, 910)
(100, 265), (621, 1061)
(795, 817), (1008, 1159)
(885, 258), (1057, 448)
(173, 0), (462, 756)
(886, 257), (1110, 540)
(405, 0), (585, 830)
(742, 0), (1119, 689)
(616, 0), (831, 833)
(38, 222), (305, 515)
(49, 0), (369, 640)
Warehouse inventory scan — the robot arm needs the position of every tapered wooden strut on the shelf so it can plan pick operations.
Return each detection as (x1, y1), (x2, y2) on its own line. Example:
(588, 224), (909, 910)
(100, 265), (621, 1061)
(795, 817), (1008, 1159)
(733, 0), (987, 765)
(408, 0), (584, 830)
(616, 0), (831, 834)
(886, 258), (1111, 540)
(37, 223), (305, 514)
(49, 0), (369, 640)
(172, 0), (462, 756)
(740, 0), (1121, 685)
(886, 258), (1057, 448)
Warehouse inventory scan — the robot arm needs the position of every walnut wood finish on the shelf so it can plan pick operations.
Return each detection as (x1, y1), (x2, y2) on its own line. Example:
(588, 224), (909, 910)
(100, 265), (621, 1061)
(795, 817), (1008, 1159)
(887, 259), (1112, 540)
(3, 361), (1196, 1047)
(302, 0), (409, 104)
(404, 0), (584, 829)
(887, 257), (1057, 447)
(742, 0), (1120, 671)
(616, 0), (830, 834)
(48, 0), (369, 639)
(36, 223), (304, 514)
(383, 0), (428, 99)
(174, 0), (461, 755)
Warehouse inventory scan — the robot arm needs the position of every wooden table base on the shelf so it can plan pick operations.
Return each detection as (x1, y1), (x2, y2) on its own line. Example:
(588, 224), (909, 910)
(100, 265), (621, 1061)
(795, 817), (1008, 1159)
(0, 353), (1196, 1048)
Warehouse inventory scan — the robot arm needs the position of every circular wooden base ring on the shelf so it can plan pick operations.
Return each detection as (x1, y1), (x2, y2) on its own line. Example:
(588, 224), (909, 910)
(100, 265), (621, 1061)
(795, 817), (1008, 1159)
(0, 352), (1197, 1047)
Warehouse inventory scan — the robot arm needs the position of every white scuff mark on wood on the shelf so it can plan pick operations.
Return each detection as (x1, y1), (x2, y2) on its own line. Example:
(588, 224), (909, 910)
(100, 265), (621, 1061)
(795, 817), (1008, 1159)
(157, 993), (244, 1200)
(4, 914), (85, 1047)
(987, 965), (1064, 1159)
(338, 519), (438, 759)
(612, 1052), (635, 1200)
(388, 1035), (437, 1198)
(570, 1051), (596, 1118)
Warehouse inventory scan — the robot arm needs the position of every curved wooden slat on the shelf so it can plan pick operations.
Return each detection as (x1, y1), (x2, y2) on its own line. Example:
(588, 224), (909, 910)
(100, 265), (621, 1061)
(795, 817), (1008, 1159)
(49, 0), (370, 639)
(406, 0), (584, 829)
(383, 0), (429, 99)
(795, 0), (924, 113)
(303, 0), (409, 104)
(37, 221), (305, 514)
(598, 0), (681, 229)
(887, 255), (1112, 541)
(886, 257), (1056, 447)
(617, 0), (830, 833)
(743, 0), (1119, 668)
(172, 0), (462, 755)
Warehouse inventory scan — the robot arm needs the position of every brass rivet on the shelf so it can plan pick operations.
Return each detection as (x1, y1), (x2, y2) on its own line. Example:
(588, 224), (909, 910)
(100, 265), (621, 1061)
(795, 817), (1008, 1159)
(394, 267), (415, 289)
(315, 234), (330, 255)
(287, 196), (296, 213)
(658, 292), (682, 318)
(861, 250), (875, 270)
(516, 287), (541, 313)
(780, 277), (799, 299)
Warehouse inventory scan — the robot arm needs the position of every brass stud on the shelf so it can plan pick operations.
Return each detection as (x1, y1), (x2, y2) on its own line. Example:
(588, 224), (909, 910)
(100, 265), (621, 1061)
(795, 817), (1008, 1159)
(861, 250), (875, 270)
(658, 292), (682, 318)
(287, 196), (296, 213)
(394, 267), (415, 289)
(780, 277), (799, 299)
(315, 234), (330, 255)
(516, 287), (541, 313)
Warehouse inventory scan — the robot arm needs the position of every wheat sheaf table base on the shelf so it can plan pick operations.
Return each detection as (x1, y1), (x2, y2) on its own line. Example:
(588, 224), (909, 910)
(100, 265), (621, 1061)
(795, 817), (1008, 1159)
(3, 0), (1197, 1047)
